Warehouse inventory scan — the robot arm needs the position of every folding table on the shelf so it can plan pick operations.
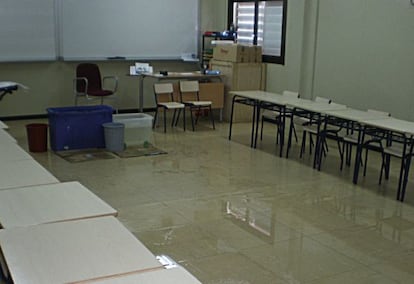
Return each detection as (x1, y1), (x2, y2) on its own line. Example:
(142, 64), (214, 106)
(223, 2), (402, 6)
(0, 181), (117, 229)
(0, 216), (163, 283)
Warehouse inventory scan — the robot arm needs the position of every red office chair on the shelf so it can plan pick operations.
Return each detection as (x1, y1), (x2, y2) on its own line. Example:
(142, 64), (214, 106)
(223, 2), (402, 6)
(73, 63), (119, 112)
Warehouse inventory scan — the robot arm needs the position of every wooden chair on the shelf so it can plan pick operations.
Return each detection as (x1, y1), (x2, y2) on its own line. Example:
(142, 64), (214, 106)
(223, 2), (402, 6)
(179, 81), (215, 131)
(153, 83), (185, 132)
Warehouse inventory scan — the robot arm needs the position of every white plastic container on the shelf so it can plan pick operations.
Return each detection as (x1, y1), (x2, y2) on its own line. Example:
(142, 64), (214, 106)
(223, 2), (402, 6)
(113, 113), (153, 146)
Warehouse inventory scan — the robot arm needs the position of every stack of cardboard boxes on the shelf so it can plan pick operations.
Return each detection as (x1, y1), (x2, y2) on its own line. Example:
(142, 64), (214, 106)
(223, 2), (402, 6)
(210, 44), (266, 122)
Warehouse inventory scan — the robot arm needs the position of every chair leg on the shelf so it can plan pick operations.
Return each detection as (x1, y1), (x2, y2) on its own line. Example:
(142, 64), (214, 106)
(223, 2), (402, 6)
(363, 148), (369, 177)
(340, 141), (345, 171)
(163, 108), (167, 133)
(153, 108), (158, 129)
(190, 107), (195, 131)
(209, 106), (215, 129)
(260, 117), (264, 141)
(300, 131), (307, 158)
(292, 124), (298, 143)
(171, 109), (177, 127)
(183, 108), (186, 131)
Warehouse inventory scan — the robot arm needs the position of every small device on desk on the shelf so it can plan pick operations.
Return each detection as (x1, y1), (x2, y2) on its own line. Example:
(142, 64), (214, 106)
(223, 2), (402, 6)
(159, 71), (168, 76)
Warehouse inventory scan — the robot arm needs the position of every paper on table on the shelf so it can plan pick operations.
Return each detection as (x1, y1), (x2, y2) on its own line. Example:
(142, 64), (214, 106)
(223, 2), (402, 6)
(0, 81), (29, 90)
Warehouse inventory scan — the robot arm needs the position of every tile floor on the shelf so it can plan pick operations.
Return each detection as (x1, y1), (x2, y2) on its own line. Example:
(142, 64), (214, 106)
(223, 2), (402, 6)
(3, 118), (414, 284)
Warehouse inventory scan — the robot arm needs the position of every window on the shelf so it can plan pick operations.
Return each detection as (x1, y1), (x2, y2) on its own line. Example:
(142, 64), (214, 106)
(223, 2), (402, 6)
(228, 0), (287, 64)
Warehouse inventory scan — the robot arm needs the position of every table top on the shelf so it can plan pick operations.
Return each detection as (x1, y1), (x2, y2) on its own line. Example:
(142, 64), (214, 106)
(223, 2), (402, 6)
(0, 181), (117, 229)
(0, 216), (163, 284)
(287, 99), (347, 113)
(324, 108), (392, 123)
(89, 266), (202, 284)
(0, 129), (17, 144)
(0, 120), (8, 129)
(0, 141), (33, 162)
(129, 71), (222, 80)
(360, 117), (414, 136)
(229, 90), (291, 105)
(0, 159), (59, 190)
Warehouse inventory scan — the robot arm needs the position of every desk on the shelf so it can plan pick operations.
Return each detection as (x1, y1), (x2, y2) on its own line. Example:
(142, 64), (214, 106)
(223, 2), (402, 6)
(0, 129), (16, 144)
(228, 90), (292, 157)
(0, 182), (117, 229)
(359, 117), (414, 201)
(285, 100), (347, 162)
(129, 72), (222, 113)
(0, 81), (27, 101)
(89, 266), (201, 284)
(323, 108), (392, 183)
(0, 159), (59, 190)
(0, 216), (163, 283)
(0, 141), (33, 162)
(0, 121), (8, 129)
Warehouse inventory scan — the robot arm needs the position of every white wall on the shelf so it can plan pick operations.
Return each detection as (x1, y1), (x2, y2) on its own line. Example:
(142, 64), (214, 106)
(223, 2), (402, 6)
(312, 0), (414, 120)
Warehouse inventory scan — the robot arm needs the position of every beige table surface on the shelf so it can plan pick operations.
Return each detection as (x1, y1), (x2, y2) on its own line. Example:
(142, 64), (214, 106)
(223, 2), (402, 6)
(0, 128), (16, 143)
(0, 159), (59, 190)
(0, 181), (117, 229)
(0, 120), (8, 129)
(0, 216), (163, 284)
(0, 140), (33, 162)
(90, 266), (201, 284)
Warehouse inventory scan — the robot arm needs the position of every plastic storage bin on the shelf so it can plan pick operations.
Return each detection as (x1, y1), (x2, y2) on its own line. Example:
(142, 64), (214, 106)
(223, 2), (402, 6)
(113, 113), (153, 146)
(47, 105), (113, 151)
(103, 122), (125, 152)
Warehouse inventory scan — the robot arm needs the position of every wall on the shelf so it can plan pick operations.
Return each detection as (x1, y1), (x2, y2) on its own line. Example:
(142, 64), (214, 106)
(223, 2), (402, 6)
(312, 0), (414, 120)
(2, 0), (413, 120)
(0, 0), (219, 118)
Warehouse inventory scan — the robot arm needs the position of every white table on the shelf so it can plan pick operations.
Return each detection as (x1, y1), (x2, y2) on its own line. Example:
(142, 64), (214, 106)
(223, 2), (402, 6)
(0, 141), (33, 162)
(0, 129), (16, 144)
(0, 121), (8, 129)
(129, 72), (222, 113)
(285, 100), (347, 163)
(359, 117), (414, 201)
(322, 108), (392, 182)
(0, 159), (59, 190)
(0, 216), (163, 283)
(228, 90), (292, 156)
(0, 181), (117, 229)
(90, 266), (202, 284)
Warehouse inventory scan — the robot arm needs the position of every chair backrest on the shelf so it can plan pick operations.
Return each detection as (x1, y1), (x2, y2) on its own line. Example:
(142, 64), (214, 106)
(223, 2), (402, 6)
(179, 81), (199, 101)
(367, 109), (391, 117)
(76, 63), (102, 92)
(153, 83), (174, 104)
(282, 90), (300, 99)
(314, 96), (331, 104)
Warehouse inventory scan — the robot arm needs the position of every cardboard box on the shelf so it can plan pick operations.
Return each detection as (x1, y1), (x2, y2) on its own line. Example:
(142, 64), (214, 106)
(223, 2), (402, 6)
(209, 60), (267, 122)
(249, 46), (262, 63)
(213, 44), (263, 63)
(213, 44), (250, 63)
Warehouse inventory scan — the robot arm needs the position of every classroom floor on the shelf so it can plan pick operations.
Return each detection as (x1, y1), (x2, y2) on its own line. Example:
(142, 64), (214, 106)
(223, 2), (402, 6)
(4, 117), (414, 284)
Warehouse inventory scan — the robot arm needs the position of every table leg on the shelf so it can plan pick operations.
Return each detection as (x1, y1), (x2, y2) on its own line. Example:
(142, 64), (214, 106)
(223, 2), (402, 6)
(228, 96), (236, 140)
(139, 75), (144, 113)
(400, 139), (414, 201)
(352, 126), (365, 184)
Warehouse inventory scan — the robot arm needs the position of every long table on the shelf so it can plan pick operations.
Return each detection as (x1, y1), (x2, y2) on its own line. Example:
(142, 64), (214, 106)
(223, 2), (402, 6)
(322, 108), (392, 183)
(0, 159), (59, 190)
(0, 182), (117, 229)
(129, 72), (222, 113)
(0, 216), (163, 283)
(358, 117), (414, 201)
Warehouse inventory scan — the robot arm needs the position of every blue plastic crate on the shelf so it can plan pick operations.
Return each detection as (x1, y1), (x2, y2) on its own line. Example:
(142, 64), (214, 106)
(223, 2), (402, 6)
(47, 105), (113, 151)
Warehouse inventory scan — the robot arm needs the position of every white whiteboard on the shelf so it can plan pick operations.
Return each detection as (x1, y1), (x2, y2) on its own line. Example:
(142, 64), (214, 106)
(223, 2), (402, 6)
(59, 0), (199, 60)
(0, 0), (57, 62)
